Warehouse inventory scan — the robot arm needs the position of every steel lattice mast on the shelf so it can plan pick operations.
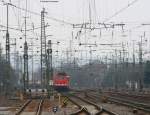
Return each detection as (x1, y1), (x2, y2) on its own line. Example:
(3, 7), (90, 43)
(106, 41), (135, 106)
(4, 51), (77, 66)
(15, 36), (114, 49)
(5, 3), (10, 95)
(41, 8), (47, 88)
(23, 41), (29, 90)
(23, 16), (29, 91)
(47, 40), (53, 96)
(6, 4), (10, 64)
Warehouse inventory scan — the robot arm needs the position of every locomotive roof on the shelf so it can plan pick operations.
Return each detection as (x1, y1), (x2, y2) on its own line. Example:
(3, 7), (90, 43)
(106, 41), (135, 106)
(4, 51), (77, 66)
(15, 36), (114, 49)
(57, 72), (67, 76)
(54, 72), (70, 77)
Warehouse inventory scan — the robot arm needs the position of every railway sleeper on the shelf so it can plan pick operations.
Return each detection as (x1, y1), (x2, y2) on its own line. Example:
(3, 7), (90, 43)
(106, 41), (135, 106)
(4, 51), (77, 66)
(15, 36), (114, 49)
(88, 93), (150, 111)
(70, 94), (101, 110)
(70, 94), (119, 115)
(61, 93), (119, 115)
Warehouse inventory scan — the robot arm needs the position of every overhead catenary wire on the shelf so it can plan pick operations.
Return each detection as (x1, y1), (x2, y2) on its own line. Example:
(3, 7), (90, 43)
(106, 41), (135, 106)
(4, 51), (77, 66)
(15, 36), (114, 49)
(0, 24), (22, 31)
(0, 0), (73, 26)
(0, 0), (148, 60)
(103, 0), (140, 22)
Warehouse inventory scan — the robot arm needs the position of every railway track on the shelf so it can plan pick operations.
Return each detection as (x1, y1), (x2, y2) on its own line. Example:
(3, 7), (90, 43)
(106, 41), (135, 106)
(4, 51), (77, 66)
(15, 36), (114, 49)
(103, 91), (150, 103)
(86, 92), (150, 113)
(15, 98), (44, 115)
(64, 93), (118, 115)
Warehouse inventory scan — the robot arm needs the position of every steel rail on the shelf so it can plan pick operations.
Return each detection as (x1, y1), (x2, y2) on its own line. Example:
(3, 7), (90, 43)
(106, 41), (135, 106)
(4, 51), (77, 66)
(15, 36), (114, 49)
(72, 94), (118, 115)
(88, 93), (150, 113)
(104, 91), (150, 99)
(35, 99), (44, 115)
(62, 93), (91, 114)
(15, 99), (32, 115)
(64, 93), (118, 115)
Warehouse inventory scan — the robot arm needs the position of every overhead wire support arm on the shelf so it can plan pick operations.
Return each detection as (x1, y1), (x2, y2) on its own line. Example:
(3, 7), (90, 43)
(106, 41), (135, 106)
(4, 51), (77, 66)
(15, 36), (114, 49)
(73, 22), (125, 39)
(73, 23), (125, 30)
(40, 0), (59, 2)
(0, 24), (50, 32)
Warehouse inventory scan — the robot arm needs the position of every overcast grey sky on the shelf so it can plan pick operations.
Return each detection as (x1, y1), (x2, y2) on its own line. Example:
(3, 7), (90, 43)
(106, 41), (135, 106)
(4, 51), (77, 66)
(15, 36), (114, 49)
(0, 0), (150, 67)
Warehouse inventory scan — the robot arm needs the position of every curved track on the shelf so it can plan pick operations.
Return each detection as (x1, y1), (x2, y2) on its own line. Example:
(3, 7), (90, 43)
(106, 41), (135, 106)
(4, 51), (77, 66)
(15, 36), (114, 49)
(87, 92), (150, 113)
(64, 93), (118, 115)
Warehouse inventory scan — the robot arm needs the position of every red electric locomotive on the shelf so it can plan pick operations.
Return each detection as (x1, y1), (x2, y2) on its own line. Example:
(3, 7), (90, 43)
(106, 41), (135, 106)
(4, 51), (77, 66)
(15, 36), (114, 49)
(53, 72), (70, 91)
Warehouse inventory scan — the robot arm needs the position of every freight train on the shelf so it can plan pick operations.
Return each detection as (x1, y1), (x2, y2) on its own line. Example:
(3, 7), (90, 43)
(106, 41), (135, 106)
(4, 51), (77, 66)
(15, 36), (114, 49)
(53, 72), (70, 91)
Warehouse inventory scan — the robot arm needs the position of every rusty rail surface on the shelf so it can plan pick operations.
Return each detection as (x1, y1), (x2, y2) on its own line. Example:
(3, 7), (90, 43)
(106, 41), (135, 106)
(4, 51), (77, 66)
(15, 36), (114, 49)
(88, 92), (150, 113)
(63, 93), (118, 115)
(35, 99), (44, 115)
(15, 98), (44, 115)
(15, 100), (32, 115)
